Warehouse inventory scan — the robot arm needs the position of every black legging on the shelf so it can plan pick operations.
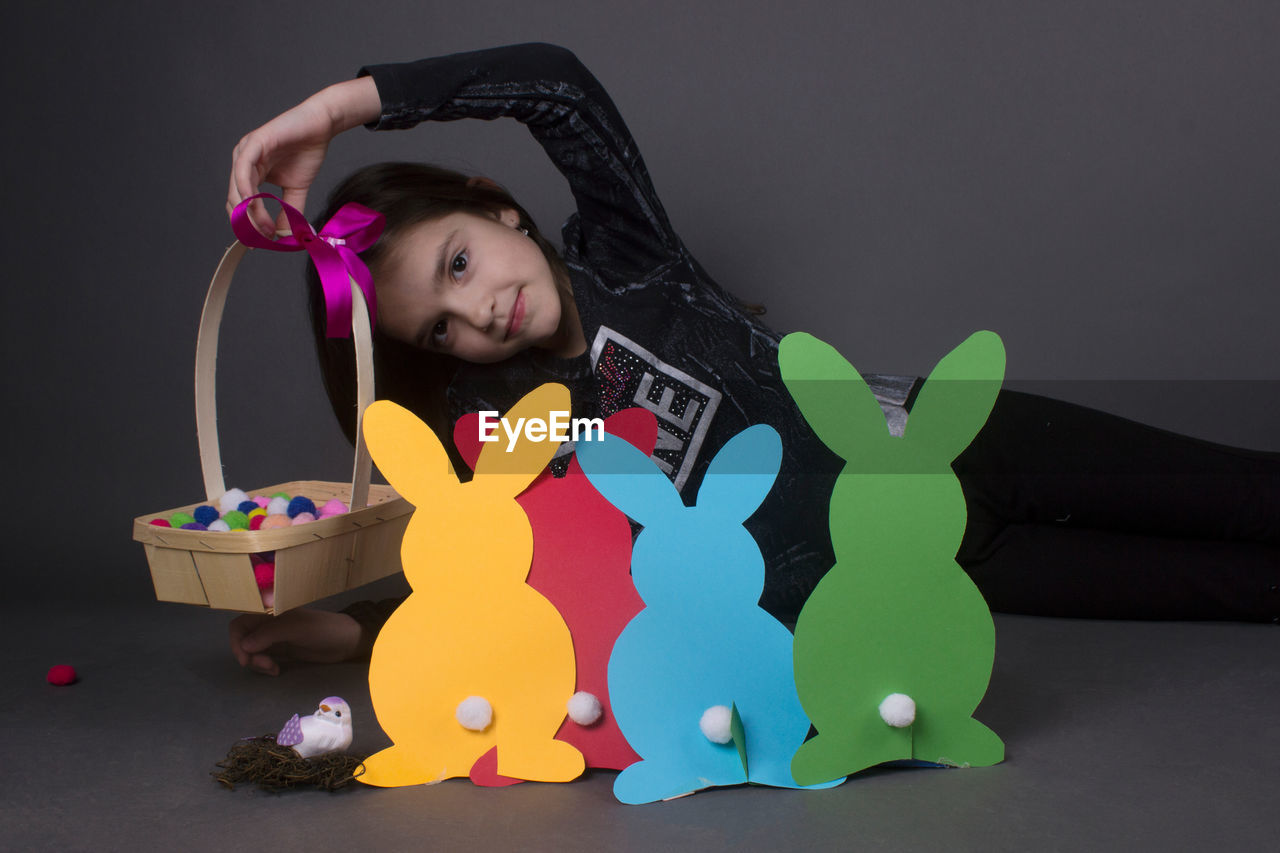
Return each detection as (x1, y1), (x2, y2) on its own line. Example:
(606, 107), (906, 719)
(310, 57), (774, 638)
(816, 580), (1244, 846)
(954, 390), (1280, 622)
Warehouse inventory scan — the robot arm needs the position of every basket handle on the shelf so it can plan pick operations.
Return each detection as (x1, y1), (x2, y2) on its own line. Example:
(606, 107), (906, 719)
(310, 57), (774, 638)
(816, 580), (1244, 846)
(194, 241), (374, 509)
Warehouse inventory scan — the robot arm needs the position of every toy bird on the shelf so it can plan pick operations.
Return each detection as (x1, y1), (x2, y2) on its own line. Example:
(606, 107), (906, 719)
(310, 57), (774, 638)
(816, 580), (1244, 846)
(277, 697), (354, 759)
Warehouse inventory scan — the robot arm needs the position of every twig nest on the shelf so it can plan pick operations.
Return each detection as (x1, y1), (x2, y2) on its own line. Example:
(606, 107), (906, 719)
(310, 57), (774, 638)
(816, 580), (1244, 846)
(879, 693), (916, 728)
(566, 691), (603, 726)
(699, 705), (733, 744)
(456, 696), (493, 731)
(212, 735), (365, 793)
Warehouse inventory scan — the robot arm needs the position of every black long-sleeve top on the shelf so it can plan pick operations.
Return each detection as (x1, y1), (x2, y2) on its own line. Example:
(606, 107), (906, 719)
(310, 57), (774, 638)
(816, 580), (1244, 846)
(358, 43), (916, 618)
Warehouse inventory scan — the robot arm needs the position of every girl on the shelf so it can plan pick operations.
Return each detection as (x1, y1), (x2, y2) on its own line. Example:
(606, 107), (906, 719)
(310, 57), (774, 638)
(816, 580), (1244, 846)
(227, 43), (1278, 676)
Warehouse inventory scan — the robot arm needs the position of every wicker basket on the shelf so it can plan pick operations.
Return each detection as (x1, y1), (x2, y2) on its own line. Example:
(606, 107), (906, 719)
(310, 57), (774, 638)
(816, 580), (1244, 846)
(132, 241), (411, 614)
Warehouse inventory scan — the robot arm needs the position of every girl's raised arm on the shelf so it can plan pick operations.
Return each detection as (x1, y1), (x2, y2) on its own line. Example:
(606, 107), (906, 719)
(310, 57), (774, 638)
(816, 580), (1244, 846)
(359, 42), (684, 282)
(227, 76), (381, 237)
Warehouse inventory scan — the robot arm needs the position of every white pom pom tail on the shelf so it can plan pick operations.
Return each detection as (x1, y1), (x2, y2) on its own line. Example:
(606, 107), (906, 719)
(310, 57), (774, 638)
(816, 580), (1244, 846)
(699, 705), (734, 744)
(267, 497), (290, 516)
(207, 519), (231, 532)
(456, 696), (493, 731)
(566, 691), (603, 726)
(879, 693), (916, 728)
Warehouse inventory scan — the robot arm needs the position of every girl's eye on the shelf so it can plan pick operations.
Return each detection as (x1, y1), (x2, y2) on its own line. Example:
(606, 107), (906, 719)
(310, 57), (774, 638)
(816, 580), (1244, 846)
(450, 250), (468, 279)
(430, 319), (449, 346)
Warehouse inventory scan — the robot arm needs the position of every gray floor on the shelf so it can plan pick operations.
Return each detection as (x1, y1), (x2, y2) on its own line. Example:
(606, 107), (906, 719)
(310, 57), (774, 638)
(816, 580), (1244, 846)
(6, 581), (1278, 852)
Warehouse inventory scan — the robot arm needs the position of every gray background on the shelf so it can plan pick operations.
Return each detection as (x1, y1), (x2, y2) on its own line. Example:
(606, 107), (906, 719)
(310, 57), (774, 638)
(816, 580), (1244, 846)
(10, 1), (1280, 596)
(5, 0), (1278, 598)
(4, 3), (1279, 849)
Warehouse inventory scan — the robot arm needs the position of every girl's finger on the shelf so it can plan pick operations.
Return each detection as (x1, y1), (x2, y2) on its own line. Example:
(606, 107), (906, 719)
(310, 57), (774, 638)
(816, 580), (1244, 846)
(248, 652), (280, 676)
(278, 185), (310, 233)
(229, 141), (276, 237)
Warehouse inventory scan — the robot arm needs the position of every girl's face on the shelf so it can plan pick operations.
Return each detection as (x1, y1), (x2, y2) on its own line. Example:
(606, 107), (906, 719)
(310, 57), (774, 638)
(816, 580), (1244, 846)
(375, 209), (573, 363)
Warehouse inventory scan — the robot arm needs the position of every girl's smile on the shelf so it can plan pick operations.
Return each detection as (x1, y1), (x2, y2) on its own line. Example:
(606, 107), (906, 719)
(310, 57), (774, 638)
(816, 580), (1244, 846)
(505, 289), (526, 340)
(375, 209), (582, 363)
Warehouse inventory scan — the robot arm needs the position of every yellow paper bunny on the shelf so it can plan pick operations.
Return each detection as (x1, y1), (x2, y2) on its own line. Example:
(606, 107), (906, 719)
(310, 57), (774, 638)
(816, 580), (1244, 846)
(357, 383), (584, 787)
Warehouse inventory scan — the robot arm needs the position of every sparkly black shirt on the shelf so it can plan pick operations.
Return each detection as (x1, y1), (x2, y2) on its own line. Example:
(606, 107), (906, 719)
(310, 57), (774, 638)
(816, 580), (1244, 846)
(361, 43), (916, 618)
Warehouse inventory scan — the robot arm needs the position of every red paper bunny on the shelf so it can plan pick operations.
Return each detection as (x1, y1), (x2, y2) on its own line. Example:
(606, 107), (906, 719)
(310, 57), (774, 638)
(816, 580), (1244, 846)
(453, 408), (657, 784)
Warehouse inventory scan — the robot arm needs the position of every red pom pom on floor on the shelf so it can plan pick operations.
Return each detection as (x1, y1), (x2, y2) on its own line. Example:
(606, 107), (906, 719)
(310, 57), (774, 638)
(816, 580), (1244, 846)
(47, 664), (78, 686)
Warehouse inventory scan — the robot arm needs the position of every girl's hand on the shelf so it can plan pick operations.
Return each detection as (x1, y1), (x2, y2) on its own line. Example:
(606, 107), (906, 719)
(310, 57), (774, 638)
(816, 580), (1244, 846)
(228, 608), (367, 676)
(227, 76), (381, 237)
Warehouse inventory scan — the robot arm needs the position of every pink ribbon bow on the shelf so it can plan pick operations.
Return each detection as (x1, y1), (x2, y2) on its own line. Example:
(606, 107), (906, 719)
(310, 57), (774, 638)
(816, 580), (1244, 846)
(230, 192), (385, 338)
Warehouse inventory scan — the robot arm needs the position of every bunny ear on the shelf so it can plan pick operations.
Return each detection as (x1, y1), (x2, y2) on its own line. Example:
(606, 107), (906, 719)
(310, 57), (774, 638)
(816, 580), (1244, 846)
(903, 330), (1006, 462)
(566, 407), (658, 477)
(362, 400), (458, 506)
(472, 383), (570, 493)
(695, 425), (781, 522)
(452, 412), (482, 473)
(779, 332), (894, 460)
(577, 432), (684, 526)
(603, 407), (660, 455)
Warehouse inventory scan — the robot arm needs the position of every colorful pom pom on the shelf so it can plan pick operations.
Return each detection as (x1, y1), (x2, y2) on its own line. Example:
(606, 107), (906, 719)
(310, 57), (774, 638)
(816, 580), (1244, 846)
(320, 499), (348, 516)
(219, 488), (250, 514)
(253, 563), (276, 589)
(287, 496), (317, 519)
(192, 505), (220, 526)
(47, 665), (77, 686)
(222, 510), (249, 530)
(168, 492), (342, 534)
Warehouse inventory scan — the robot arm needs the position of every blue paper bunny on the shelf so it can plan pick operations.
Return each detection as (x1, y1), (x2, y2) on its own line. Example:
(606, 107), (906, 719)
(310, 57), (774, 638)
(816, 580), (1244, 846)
(577, 425), (843, 804)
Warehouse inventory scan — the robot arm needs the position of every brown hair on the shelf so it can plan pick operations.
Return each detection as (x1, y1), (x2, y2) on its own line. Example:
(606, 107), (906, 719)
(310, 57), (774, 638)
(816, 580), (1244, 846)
(305, 162), (570, 460)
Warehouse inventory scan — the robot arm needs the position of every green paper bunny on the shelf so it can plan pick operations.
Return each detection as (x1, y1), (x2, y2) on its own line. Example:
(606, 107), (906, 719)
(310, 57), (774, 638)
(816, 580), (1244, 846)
(779, 330), (1006, 784)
